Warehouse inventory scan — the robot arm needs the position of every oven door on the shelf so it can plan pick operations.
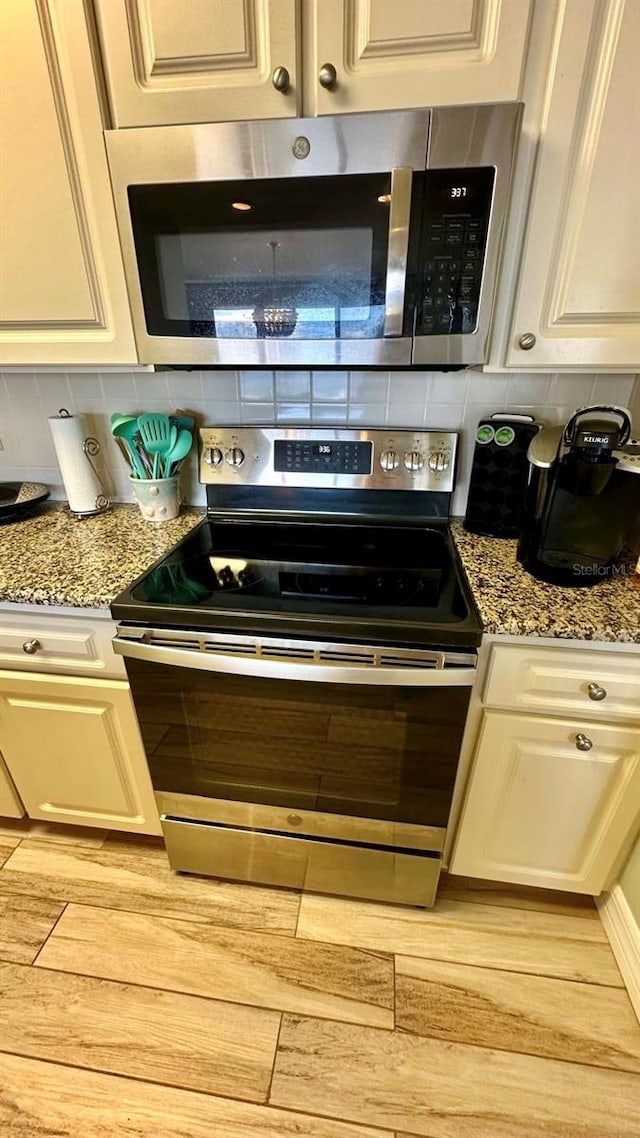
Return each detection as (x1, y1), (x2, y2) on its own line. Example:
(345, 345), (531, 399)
(106, 111), (425, 367)
(114, 628), (476, 906)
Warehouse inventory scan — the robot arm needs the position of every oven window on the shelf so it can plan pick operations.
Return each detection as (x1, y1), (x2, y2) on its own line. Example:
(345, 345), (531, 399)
(128, 658), (470, 828)
(128, 174), (392, 340)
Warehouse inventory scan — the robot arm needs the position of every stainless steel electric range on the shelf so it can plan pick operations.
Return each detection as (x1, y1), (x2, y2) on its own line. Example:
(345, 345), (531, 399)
(111, 427), (481, 907)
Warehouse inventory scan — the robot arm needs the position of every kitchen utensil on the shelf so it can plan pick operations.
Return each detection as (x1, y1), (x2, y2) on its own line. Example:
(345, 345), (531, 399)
(163, 427), (193, 476)
(137, 414), (175, 479)
(172, 411), (196, 432)
(111, 415), (147, 480)
(464, 413), (542, 538)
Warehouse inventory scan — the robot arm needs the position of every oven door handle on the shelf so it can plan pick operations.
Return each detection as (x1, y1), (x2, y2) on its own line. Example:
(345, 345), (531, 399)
(113, 638), (476, 687)
(383, 167), (413, 338)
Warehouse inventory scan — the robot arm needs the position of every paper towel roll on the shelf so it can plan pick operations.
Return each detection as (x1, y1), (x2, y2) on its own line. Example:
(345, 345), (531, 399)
(48, 411), (109, 515)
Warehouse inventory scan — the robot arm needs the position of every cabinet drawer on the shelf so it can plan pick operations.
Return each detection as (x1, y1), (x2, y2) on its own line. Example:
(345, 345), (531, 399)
(0, 611), (124, 678)
(484, 645), (640, 723)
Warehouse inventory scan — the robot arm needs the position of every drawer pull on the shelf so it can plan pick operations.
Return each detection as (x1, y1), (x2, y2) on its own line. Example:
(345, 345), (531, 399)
(22, 639), (41, 655)
(575, 733), (593, 752)
(587, 682), (607, 701)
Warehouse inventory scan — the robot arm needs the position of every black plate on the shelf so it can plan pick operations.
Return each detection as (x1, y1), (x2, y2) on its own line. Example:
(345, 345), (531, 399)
(0, 482), (50, 523)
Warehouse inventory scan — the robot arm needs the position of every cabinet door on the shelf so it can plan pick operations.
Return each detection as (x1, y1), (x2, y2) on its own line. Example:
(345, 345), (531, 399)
(95, 0), (299, 126)
(0, 754), (24, 820)
(507, 0), (640, 369)
(0, 0), (137, 365)
(304, 0), (532, 116)
(0, 671), (160, 834)
(450, 710), (640, 894)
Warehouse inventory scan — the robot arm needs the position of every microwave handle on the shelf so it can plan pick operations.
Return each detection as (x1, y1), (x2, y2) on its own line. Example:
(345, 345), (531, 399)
(383, 167), (413, 338)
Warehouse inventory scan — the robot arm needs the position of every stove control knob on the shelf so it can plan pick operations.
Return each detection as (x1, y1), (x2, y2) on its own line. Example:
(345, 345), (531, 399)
(204, 446), (223, 466)
(225, 446), (245, 467)
(404, 450), (424, 472)
(236, 569), (251, 589)
(380, 449), (399, 472)
(428, 451), (450, 472)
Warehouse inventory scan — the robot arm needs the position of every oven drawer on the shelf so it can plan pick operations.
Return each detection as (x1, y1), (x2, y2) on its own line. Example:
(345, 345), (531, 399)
(162, 817), (441, 908)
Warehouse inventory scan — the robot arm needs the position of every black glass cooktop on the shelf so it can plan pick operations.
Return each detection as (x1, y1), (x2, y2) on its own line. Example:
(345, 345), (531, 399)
(112, 519), (481, 649)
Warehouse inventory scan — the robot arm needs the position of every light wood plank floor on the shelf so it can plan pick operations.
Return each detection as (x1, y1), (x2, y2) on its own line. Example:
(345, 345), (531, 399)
(0, 826), (638, 1137)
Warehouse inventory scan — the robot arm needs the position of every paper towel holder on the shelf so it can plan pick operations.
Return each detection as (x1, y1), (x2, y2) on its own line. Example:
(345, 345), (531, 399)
(58, 408), (111, 519)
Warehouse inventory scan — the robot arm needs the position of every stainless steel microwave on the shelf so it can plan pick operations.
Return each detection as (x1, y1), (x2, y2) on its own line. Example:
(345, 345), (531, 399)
(105, 103), (522, 368)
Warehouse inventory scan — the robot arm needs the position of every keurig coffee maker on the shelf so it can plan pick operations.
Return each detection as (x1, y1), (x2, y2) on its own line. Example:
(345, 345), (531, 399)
(517, 405), (640, 585)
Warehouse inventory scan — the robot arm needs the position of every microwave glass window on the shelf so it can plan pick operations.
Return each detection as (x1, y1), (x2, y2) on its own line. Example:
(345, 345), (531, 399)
(128, 174), (392, 341)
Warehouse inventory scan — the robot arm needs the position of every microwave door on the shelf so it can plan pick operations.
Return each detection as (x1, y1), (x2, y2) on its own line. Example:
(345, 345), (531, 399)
(113, 173), (416, 367)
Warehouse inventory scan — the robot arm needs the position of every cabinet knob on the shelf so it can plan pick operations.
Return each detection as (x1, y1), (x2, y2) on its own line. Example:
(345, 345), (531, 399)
(587, 682), (607, 701)
(22, 638), (41, 655)
(272, 66), (290, 93)
(518, 332), (536, 350)
(287, 814), (302, 826)
(575, 733), (593, 752)
(319, 62), (338, 90)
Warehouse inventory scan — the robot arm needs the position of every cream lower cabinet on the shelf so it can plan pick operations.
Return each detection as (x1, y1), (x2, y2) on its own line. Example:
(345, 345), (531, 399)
(505, 0), (640, 370)
(0, 670), (160, 834)
(0, 754), (24, 820)
(0, 0), (137, 365)
(451, 641), (640, 894)
(451, 711), (640, 894)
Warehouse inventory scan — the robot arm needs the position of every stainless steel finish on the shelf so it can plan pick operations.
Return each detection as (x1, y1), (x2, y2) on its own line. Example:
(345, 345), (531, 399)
(113, 627), (477, 687)
(22, 639), (41, 655)
(527, 426), (563, 470)
(414, 101), (524, 367)
(588, 683), (607, 701)
(155, 790), (446, 853)
(380, 449), (399, 471)
(271, 65), (290, 93)
(575, 733), (594, 752)
(161, 816), (441, 907)
(105, 104), (521, 367)
(198, 427), (459, 493)
(383, 167), (412, 338)
(318, 62), (338, 90)
(518, 332), (537, 350)
(106, 110), (429, 185)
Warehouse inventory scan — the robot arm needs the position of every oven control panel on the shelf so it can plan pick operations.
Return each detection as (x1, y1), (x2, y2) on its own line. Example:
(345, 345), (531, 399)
(199, 428), (458, 492)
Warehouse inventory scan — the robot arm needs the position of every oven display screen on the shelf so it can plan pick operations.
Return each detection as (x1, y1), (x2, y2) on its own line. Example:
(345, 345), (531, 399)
(274, 439), (372, 474)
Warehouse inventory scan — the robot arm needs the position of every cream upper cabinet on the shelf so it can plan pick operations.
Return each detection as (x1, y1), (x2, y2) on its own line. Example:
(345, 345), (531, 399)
(0, 0), (137, 365)
(94, 0), (300, 126)
(0, 670), (161, 835)
(506, 0), (640, 370)
(303, 0), (532, 116)
(0, 754), (24, 820)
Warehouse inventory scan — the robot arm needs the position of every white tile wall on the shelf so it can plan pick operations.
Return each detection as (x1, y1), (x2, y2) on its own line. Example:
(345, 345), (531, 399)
(1, 370), (637, 517)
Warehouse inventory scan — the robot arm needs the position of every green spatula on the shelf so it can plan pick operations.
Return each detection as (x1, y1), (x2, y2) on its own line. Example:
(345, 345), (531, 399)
(137, 414), (175, 479)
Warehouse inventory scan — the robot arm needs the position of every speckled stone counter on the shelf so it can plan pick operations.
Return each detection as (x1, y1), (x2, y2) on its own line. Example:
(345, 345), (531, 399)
(451, 521), (640, 644)
(1, 502), (639, 641)
(0, 503), (203, 609)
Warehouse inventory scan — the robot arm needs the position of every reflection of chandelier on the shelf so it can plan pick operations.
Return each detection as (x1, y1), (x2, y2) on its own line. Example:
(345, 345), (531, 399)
(253, 240), (298, 338)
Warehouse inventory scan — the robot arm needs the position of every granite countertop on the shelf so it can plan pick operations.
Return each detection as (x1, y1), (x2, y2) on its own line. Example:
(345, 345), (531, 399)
(451, 521), (640, 644)
(0, 502), (638, 643)
(0, 502), (203, 609)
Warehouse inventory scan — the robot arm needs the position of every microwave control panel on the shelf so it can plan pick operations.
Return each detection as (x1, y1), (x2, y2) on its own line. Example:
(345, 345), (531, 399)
(416, 167), (495, 337)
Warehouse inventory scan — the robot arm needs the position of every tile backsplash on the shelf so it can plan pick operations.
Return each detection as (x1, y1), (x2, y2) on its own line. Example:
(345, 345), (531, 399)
(1, 369), (637, 517)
